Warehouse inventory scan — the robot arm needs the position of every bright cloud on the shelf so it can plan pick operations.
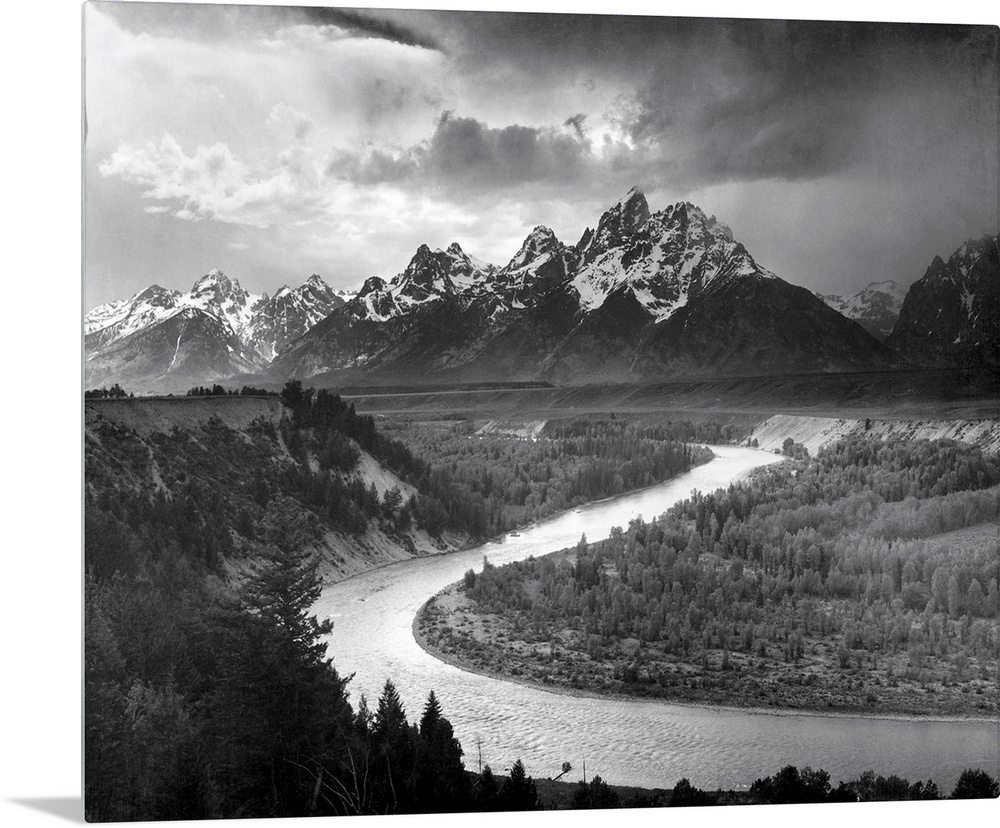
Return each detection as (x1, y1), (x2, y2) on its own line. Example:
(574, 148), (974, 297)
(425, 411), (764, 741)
(99, 133), (325, 227)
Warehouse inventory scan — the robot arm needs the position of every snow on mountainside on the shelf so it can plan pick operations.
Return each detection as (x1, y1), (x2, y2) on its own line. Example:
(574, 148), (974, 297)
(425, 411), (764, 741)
(885, 234), (999, 365)
(818, 280), (907, 340)
(85, 270), (348, 389)
(488, 226), (576, 316)
(84, 284), (185, 350)
(89, 187), (992, 391)
(186, 269), (263, 335)
(245, 275), (351, 361)
(330, 243), (497, 326)
(273, 186), (884, 384)
(571, 189), (775, 320)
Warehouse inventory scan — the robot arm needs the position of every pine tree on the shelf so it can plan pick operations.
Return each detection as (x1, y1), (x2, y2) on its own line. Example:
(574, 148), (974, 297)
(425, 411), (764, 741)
(499, 759), (540, 810)
(370, 680), (417, 813)
(414, 690), (469, 812)
(475, 765), (499, 810)
(205, 546), (353, 817)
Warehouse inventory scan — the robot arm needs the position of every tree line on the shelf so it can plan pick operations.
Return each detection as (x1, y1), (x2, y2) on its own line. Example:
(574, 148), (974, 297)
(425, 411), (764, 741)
(451, 435), (998, 711)
(382, 416), (713, 537)
(85, 383), (131, 398)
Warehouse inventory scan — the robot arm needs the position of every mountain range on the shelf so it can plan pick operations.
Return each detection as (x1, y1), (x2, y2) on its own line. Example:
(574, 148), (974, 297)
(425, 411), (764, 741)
(85, 271), (352, 388)
(885, 235), (999, 367)
(816, 281), (908, 341)
(84, 188), (999, 391)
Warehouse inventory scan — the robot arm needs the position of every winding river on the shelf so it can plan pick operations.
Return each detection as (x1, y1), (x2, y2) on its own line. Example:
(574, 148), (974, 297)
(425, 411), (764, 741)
(313, 446), (999, 791)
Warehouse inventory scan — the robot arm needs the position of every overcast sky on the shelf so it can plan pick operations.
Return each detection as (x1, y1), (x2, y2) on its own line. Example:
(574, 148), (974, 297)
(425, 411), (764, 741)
(83, 1), (998, 310)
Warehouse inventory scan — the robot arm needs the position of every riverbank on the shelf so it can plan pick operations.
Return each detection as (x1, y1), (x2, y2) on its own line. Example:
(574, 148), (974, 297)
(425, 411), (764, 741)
(323, 442), (721, 585)
(414, 579), (998, 723)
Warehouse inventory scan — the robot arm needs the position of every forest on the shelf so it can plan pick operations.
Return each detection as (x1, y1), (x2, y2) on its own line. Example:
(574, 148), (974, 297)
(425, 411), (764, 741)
(85, 541), (550, 819)
(380, 416), (715, 536)
(421, 435), (1000, 716)
(84, 385), (712, 819)
(85, 385), (999, 817)
(84, 383), (707, 579)
(85, 539), (999, 820)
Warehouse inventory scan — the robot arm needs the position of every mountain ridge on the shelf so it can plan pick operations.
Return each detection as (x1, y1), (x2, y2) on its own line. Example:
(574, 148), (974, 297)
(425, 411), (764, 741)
(85, 189), (997, 391)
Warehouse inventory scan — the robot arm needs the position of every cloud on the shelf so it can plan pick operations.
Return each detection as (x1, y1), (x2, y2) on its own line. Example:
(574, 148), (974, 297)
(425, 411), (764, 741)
(564, 113), (587, 140)
(329, 112), (596, 192)
(605, 20), (998, 187)
(266, 103), (312, 140)
(296, 7), (443, 52)
(99, 133), (324, 228)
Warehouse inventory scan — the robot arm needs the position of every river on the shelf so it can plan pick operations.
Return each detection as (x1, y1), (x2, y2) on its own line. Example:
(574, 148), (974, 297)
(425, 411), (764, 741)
(313, 445), (999, 791)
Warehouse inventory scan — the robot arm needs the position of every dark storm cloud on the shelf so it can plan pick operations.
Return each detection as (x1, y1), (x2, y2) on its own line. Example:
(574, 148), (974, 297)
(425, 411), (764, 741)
(98, 2), (443, 51)
(614, 20), (998, 185)
(327, 147), (418, 185)
(564, 113), (588, 140)
(329, 111), (593, 190)
(379, 11), (998, 189)
(297, 7), (444, 52)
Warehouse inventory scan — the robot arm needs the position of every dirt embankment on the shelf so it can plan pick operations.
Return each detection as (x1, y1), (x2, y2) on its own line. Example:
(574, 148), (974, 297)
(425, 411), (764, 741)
(749, 414), (1000, 455)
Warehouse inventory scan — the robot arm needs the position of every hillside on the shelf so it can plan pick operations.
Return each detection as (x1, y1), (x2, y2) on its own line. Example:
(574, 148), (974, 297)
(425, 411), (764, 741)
(85, 396), (464, 584)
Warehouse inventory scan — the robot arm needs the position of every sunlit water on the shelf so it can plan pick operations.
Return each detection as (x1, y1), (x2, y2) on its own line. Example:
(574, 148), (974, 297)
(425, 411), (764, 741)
(314, 446), (999, 790)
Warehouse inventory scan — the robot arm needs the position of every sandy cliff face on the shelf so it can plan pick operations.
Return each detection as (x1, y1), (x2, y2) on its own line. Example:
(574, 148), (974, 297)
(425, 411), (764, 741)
(748, 413), (1000, 455)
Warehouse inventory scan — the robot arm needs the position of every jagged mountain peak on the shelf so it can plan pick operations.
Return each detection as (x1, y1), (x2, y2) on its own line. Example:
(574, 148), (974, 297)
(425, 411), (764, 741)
(576, 187), (652, 265)
(653, 202), (734, 243)
(504, 225), (561, 272)
(572, 190), (773, 318)
(86, 268), (347, 388)
(189, 268), (252, 307)
(821, 279), (907, 341)
(611, 186), (650, 226)
(358, 275), (388, 296)
(887, 234), (999, 362)
(133, 284), (180, 304)
(192, 267), (235, 289)
(299, 274), (338, 303)
(616, 184), (647, 211)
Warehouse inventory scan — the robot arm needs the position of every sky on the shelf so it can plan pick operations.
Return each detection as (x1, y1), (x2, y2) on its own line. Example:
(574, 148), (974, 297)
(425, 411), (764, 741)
(83, 1), (999, 310)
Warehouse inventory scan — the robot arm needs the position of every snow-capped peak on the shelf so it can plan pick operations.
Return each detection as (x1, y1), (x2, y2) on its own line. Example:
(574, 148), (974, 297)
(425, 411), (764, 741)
(502, 226), (561, 274)
(821, 280), (907, 340)
(576, 187), (652, 266)
(616, 185), (645, 209)
(571, 192), (771, 318)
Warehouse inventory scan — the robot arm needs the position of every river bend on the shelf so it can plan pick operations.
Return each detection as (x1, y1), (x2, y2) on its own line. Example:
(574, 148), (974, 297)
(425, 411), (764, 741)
(313, 446), (999, 790)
